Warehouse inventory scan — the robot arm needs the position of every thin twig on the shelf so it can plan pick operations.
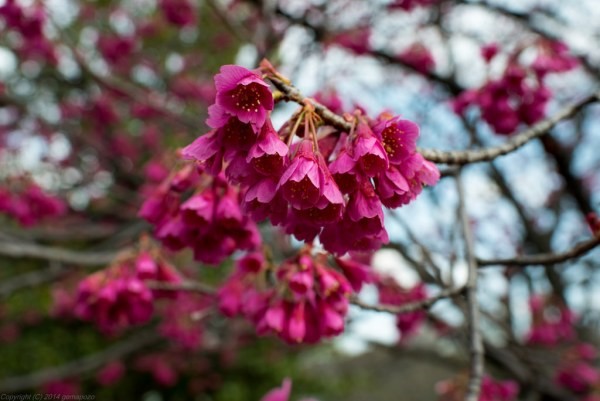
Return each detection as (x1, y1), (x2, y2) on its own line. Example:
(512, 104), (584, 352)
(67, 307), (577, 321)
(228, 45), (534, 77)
(384, 241), (438, 284)
(0, 240), (123, 266)
(350, 286), (465, 314)
(465, 0), (600, 79)
(0, 330), (162, 393)
(267, 75), (600, 165)
(0, 224), (119, 242)
(0, 262), (66, 299)
(478, 235), (600, 267)
(388, 212), (445, 284)
(273, 6), (463, 94)
(456, 172), (484, 401)
(145, 280), (216, 295)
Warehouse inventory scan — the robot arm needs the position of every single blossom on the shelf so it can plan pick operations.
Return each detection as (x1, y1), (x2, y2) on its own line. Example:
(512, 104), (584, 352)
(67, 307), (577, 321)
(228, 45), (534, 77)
(214, 65), (274, 130)
(247, 120), (289, 176)
(352, 122), (389, 177)
(181, 130), (223, 175)
(278, 140), (323, 209)
(373, 116), (420, 164)
(328, 147), (359, 193)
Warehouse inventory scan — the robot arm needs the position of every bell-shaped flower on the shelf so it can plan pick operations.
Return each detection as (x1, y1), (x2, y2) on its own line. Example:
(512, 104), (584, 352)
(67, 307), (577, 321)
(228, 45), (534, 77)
(373, 116), (419, 163)
(278, 140), (322, 209)
(352, 122), (389, 176)
(247, 120), (289, 176)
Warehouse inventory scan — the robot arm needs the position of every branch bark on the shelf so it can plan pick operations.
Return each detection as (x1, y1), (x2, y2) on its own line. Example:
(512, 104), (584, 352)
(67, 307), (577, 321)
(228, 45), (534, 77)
(268, 75), (600, 165)
(0, 240), (123, 266)
(456, 172), (484, 401)
(478, 235), (600, 267)
(0, 330), (162, 393)
(350, 286), (465, 314)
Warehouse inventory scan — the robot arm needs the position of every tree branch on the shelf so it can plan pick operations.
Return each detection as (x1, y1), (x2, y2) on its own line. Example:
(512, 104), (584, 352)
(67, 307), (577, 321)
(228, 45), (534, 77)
(273, 6), (463, 95)
(456, 172), (484, 401)
(0, 240), (123, 266)
(268, 75), (600, 165)
(0, 329), (162, 393)
(0, 262), (67, 299)
(350, 286), (465, 314)
(145, 280), (216, 295)
(478, 235), (600, 267)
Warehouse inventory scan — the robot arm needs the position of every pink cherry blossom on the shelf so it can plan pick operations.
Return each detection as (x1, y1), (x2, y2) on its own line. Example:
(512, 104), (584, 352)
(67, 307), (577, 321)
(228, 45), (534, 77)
(214, 65), (274, 131)
(352, 122), (389, 177)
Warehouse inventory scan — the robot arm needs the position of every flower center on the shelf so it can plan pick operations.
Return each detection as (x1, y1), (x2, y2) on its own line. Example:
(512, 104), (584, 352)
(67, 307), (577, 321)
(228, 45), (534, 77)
(229, 83), (263, 113)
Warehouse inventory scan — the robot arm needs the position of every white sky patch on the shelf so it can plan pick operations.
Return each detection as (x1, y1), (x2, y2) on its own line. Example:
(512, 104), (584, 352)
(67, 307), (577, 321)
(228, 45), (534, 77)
(47, 133), (71, 162)
(451, 260), (469, 288)
(235, 44), (259, 68)
(0, 47), (17, 79)
(16, 136), (46, 169)
(336, 284), (400, 355)
(372, 248), (420, 287)
(509, 278), (533, 339)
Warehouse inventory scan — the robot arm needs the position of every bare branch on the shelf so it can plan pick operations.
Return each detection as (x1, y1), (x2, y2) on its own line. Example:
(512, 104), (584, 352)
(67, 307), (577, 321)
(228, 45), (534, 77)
(145, 280), (216, 295)
(1, 224), (119, 242)
(273, 6), (463, 95)
(268, 75), (600, 165)
(0, 262), (66, 299)
(268, 75), (352, 132)
(150, 279), (465, 315)
(478, 235), (600, 267)
(350, 286), (465, 314)
(484, 341), (578, 401)
(419, 92), (600, 164)
(0, 240), (123, 266)
(0, 330), (162, 393)
(456, 172), (484, 401)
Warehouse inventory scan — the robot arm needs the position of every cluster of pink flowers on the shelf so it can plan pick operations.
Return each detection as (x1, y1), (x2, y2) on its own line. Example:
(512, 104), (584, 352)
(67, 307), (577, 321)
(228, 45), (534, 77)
(378, 278), (428, 341)
(75, 250), (181, 333)
(554, 343), (600, 398)
(218, 249), (371, 343)
(183, 64), (439, 256)
(437, 375), (519, 401)
(453, 40), (578, 135)
(531, 40), (579, 78)
(0, 0), (56, 64)
(139, 164), (260, 264)
(0, 182), (66, 226)
(525, 295), (576, 346)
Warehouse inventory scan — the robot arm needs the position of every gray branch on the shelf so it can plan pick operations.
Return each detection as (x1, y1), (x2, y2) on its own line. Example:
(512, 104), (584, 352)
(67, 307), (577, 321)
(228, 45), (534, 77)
(268, 75), (600, 165)
(0, 330), (162, 393)
(456, 172), (484, 401)
(478, 235), (600, 267)
(0, 240), (122, 266)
